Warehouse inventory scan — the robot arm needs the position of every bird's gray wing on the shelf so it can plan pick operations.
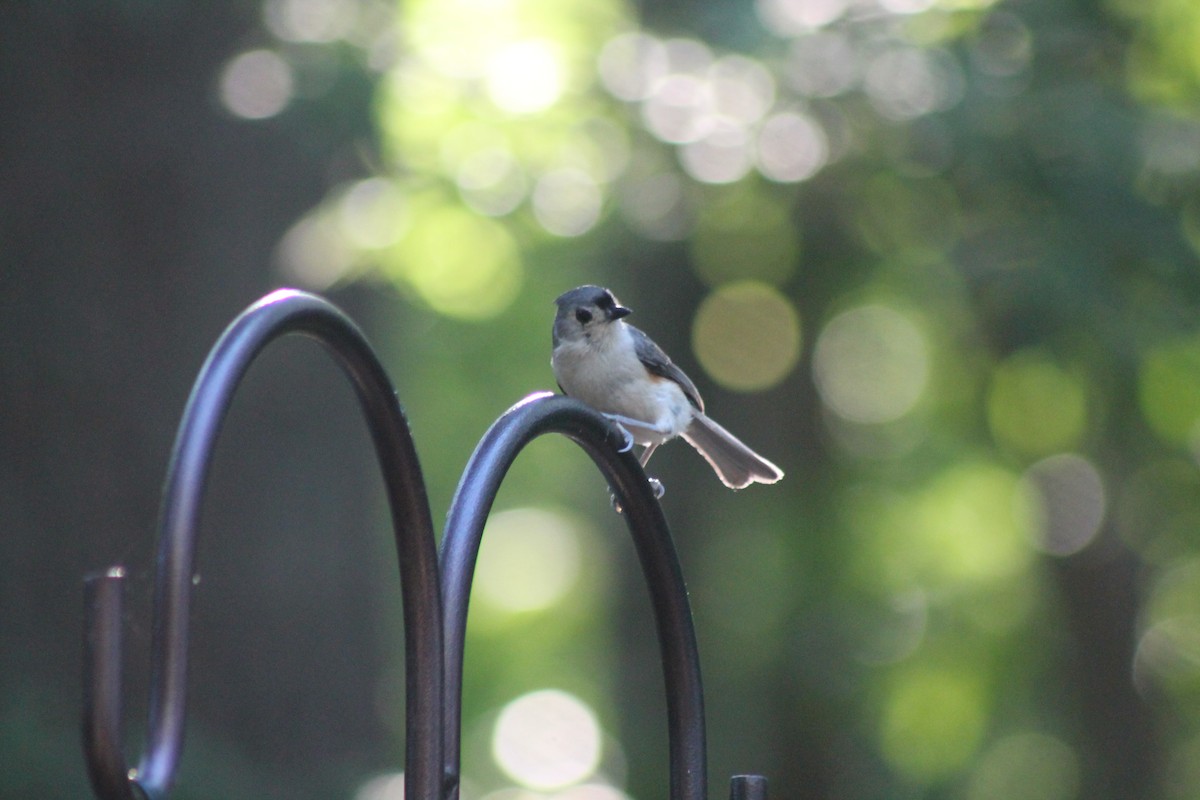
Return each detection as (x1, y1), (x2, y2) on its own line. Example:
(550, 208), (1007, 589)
(628, 324), (705, 412)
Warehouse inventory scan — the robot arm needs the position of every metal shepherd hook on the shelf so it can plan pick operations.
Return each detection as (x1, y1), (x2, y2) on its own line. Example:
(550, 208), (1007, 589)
(82, 290), (444, 800)
(82, 289), (767, 800)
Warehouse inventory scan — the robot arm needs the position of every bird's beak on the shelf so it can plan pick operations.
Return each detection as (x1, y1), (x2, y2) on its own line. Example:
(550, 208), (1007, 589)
(610, 305), (632, 320)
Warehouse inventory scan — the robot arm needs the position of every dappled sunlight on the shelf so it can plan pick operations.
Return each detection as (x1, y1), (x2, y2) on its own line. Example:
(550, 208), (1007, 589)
(204, 0), (1200, 797)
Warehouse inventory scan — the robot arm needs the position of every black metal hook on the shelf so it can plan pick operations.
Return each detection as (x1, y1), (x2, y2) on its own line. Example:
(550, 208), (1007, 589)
(438, 392), (710, 800)
(81, 290), (444, 800)
(83, 290), (768, 800)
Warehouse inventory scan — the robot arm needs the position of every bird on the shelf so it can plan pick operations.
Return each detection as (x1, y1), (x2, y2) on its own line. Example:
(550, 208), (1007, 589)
(551, 284), (783, 493)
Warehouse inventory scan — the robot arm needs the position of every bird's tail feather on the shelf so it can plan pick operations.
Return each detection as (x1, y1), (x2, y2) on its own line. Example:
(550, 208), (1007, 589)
(682, 412), (784, 489)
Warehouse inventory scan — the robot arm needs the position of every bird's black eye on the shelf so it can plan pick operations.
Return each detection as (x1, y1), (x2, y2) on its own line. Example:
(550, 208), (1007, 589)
(575, 308), (593, 324)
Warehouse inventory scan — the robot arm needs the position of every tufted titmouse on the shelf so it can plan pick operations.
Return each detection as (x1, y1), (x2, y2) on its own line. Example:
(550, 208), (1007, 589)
(551, 285), (784, 491)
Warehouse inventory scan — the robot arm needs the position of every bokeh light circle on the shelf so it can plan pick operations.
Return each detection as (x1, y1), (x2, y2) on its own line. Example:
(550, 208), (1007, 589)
(756, 111), (828, 182)
(679, 120), (754, 184)
(988, 351), (1087, 457)
(492, 689), (602, 790)
(389, 204), (522, 319)
(813, 305), (929, 424)
(966, 732), (1080, 800)
(486, 40), (565, 114)
(880, 667), (986, 780)
(692, 282), (801, 392)
(475, 508), (583, 614)
(533, 169), (603, 237)
(1020, 454), (1106, 557)
(1140, 335), (1200, 446)
(219, 49), (294, 119)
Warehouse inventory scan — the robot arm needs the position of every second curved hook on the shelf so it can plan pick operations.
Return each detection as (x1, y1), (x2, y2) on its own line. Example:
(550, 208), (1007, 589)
(82, 290), (444, 800)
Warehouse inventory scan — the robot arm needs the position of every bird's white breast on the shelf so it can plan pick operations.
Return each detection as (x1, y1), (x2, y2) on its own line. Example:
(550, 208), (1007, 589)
(553, 323), (694, 445)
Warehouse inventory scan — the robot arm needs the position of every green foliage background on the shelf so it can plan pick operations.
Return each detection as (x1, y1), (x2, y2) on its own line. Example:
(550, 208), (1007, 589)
(7, 0), (1200, 798)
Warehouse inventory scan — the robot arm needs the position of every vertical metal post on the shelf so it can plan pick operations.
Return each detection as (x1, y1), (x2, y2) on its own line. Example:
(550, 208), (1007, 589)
(730, 774), (768, 800)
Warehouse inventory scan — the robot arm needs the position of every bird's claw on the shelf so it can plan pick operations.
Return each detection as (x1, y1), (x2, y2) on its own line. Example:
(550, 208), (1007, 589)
(609, 476), (665, 514)
(648, 477), (665, 499)
(609, 421), (635, 453)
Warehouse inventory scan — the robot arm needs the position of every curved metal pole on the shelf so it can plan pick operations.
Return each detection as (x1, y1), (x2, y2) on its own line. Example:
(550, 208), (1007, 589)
(439, 392), (707, 800)
(82, 289), (443, 800)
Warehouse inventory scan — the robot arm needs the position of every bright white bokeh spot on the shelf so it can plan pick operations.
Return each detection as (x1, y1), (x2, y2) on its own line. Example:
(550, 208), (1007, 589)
(597, 32), (668, 102)
(641, 73), (714, 144)
(710, 55), (775, 125)
(756, 111), (829, 182)
(486, 40), (565, 114)
(533, 169), (603, 237)
(492, 690), (603, 791)
(756, 0), (851, 36)
(219, 49), (294, 120)
(354, 772), (405, 800)
(475, 508), (583, 614)
(275, 213), (354, 289)
(338, 178), (407, 250)
(813, 305), (930, 424)
(263, 0), (354, 43)
(680, 120), (753, 184)
(1020, 454), (1106, 557)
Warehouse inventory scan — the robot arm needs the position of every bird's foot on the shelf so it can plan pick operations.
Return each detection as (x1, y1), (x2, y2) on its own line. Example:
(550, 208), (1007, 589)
(609, 476), (665, 514)
(605, 419), (635, 453)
